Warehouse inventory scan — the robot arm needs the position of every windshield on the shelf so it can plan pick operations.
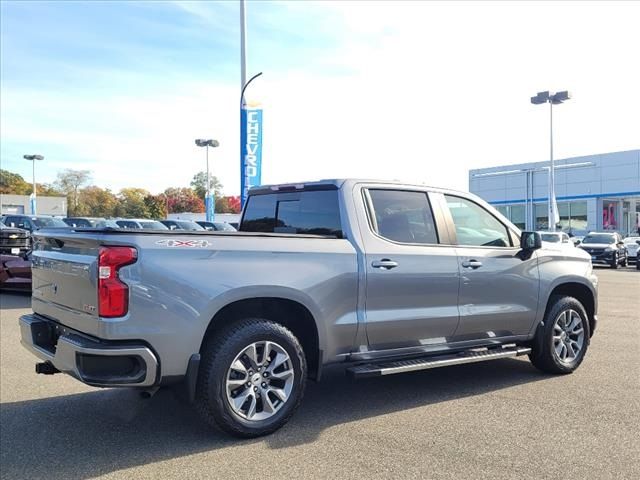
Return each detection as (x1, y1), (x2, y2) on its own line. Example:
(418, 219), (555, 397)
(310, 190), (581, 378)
(32, 217), (69, 228)
(214, 222), (236, 231)
(139, 221), (169, 230)
(582, 234), (615, 244)
(541, 233), (561, 243)
(623, 237), (640, 244)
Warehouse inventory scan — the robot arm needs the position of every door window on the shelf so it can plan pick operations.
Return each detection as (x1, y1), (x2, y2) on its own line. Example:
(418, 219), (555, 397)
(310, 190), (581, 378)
(367, 190), (438, 244)
(445, 195), (511, 247)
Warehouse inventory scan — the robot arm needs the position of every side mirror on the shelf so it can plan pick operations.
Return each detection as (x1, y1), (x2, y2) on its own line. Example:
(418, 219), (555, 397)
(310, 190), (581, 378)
(520, 231), (542, 250)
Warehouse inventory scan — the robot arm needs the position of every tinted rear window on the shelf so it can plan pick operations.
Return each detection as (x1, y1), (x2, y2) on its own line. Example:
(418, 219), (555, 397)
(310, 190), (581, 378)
(240, 190), (343, 238)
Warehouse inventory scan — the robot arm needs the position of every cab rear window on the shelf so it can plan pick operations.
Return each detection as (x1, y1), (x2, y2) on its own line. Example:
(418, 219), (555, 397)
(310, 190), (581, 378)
(240, 190), (343, 238)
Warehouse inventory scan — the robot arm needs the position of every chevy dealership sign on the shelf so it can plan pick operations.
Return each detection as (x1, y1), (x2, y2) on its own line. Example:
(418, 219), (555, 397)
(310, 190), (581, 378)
(240, 106), (263, 208)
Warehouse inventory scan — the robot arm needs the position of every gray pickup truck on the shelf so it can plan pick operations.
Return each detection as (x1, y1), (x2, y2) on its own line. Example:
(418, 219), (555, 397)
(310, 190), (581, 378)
(20, 179), (598, 437)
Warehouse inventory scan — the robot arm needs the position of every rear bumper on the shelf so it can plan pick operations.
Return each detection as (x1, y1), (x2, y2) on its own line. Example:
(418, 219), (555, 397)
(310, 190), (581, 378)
(20, 314), (159, 388)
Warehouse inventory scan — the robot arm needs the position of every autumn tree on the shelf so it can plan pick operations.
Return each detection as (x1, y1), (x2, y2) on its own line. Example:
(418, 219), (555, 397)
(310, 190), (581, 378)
(77, 186), (118, 217)
(190, 171), (223, 201)
(1, 169), (62, 196)
(117, 188), (150, 218)
(54, 169), (91, 215)
(0, 169), (31, 194)
(164, 187), (204, 214)
(144, 194), (167, 219)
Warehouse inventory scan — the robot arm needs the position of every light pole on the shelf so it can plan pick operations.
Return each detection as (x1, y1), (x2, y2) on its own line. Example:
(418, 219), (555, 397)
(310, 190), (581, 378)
(531, 91), (571, 231)
(195, 139), (220, 222)
(23, 154), (44, 214)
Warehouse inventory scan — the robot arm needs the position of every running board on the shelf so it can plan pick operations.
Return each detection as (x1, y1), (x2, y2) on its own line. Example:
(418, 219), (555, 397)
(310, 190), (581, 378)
(347, 346), (532, 379)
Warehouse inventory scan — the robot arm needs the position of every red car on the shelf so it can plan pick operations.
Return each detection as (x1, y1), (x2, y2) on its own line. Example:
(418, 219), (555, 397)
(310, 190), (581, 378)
(0, 253), (31, 290)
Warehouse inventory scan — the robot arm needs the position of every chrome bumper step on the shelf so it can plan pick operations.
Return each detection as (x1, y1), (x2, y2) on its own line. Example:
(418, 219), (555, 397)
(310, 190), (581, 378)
(347, 346), (532, 379)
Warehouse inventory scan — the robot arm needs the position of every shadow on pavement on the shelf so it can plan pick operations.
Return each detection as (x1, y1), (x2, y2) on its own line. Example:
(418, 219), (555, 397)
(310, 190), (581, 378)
(0, 292), (31, 310)
(0, 358), (548, 480)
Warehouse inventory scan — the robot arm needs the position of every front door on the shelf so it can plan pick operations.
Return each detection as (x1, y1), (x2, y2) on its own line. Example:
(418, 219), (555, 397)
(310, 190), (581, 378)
(360, 188), (460, 351)
(443, 194), (540, 340)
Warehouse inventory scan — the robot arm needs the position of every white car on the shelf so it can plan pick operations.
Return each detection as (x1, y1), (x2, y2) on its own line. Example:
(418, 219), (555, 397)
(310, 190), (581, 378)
(623, 236), (640, 262)
(538, 231), (575, 249)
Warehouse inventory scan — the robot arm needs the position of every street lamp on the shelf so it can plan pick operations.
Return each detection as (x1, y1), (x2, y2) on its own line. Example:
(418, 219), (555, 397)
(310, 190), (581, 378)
(531, 90), (571, 231)
(23, 154), (44, 214)
(194, 139), (220, 222)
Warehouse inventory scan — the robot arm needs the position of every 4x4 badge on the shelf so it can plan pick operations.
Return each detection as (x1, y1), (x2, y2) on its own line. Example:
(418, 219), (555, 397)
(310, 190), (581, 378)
(156, 239), (211, 248)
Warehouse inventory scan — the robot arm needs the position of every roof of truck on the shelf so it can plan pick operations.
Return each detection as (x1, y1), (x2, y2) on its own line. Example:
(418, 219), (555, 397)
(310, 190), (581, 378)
(249, 179), (469, 196)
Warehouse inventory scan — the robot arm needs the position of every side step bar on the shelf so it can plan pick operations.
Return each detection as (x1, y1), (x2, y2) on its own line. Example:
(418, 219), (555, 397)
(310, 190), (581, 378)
(347, 346), (532, 379)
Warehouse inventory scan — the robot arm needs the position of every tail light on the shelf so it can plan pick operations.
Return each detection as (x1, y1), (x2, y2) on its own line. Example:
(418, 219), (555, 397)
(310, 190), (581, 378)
(98, 246), (137, 317)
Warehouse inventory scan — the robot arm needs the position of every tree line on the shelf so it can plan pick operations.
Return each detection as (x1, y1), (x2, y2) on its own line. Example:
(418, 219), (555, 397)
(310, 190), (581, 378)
(0, 168), (241, 218)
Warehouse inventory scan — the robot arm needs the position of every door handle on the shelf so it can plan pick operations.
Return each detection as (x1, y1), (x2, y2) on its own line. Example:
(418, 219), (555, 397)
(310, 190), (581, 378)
(371, 259), (398, 270)
(461, 259), (483, 269)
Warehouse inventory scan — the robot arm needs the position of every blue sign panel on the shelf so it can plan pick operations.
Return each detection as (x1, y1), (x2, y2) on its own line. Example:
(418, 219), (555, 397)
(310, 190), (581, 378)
(29, 193), (36, 215)
(240, 107), (263, 208)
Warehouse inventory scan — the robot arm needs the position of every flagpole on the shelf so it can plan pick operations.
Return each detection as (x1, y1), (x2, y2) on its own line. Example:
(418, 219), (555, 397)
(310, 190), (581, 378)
(548, 100), (556, 231)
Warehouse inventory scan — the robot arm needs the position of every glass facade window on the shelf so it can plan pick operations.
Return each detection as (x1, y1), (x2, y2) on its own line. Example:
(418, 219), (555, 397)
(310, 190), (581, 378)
(558, 203), (570, 232)
(493, 204), (525, 230)
(570, 202), (587, 233)
(535, 203), (548, 230)
(510, 205), (525, 230)
(602, 200), (618, 231)
(535, 201), (587, 233)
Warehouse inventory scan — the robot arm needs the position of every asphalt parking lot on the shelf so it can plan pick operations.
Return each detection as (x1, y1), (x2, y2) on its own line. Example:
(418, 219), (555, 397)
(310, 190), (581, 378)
(1, 267), (638, 480)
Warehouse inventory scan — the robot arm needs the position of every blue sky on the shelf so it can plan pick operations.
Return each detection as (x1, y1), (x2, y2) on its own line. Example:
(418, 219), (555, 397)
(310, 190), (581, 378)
(1, 1), (639, 195)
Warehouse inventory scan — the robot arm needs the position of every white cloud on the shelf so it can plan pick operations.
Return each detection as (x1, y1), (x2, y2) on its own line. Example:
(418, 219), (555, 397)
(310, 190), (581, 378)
(2, 1), (639, 195)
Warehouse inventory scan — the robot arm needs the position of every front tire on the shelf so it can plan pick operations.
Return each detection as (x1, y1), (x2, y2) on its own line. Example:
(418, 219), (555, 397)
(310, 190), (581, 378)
(611, 252), (619, 269)
(195, 318), (307, 438)
(529, 295), (590, 374)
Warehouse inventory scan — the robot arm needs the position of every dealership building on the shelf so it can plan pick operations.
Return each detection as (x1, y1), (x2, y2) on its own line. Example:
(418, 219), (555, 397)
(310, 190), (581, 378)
(469, 149), (640, 236)
(0, 194), (67, 216)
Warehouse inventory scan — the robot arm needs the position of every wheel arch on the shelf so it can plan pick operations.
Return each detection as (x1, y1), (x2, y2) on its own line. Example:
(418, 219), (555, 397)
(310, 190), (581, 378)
(544, 281), (597, 338)
(200, 293), (323, 380)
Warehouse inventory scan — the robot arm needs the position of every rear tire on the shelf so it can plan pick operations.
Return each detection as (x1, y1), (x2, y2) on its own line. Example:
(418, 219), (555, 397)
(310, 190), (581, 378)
(195, 318), (306, 438)
(529, 295), (590, 374)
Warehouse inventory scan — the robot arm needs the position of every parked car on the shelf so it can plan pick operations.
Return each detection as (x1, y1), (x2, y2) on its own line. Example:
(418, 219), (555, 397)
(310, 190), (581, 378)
(196, 221), (237, 232)
(1, 214), (70, 232)
(538, 231), (575, 248)
(0, 252), (31, 291)
(161, 219), (205, 231)
(578, 232), (628, 268)
(623, 236), (640, 263)
(0, 222), (30, 255)
(115, 219), (168, 230)
(63, 217), (120, 228)
(20, 179), (598, 438)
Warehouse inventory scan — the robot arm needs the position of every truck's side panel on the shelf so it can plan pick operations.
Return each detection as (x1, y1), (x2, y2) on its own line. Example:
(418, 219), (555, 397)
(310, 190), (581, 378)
(30, 231), (359, 379)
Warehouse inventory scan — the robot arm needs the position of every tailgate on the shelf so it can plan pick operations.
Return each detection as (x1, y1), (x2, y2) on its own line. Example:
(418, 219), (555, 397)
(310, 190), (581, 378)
(31, 230), (102, 334)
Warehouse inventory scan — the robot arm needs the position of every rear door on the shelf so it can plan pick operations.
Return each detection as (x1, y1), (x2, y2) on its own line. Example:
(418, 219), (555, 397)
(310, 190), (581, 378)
(441, 194), (539, 340)
(359, 187), (460, 351)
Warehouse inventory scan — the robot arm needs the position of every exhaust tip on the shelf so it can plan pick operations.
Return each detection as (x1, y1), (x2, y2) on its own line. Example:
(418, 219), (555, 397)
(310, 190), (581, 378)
(139, 387), (160, 399)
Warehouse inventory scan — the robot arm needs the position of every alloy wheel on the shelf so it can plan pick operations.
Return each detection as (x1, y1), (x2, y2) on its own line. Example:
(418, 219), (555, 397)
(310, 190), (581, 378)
(552, 309), (585, 364)
(225, 341), (295, 421)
